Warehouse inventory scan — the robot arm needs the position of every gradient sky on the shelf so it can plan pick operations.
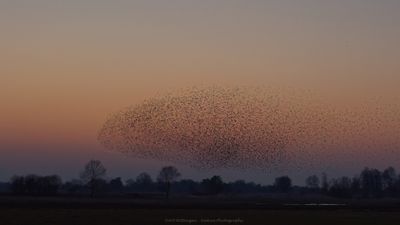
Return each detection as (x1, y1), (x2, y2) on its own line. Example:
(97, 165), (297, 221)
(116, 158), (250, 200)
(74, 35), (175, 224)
(1, 0), (400, 184)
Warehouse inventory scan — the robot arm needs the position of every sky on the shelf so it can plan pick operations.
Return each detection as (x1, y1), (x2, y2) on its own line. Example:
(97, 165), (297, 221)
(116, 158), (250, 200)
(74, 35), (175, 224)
(1, 0), (400, 184)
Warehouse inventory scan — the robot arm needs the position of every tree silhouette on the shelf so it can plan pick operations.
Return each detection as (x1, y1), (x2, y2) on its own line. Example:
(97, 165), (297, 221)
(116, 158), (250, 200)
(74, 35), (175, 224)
(62, 179), (84, 194)
(227, 180), (264, 193)
(351, 176), (361, 196)
(10, 175), (25, 194)
(109, 177), (123, 193)
(382, 167), (397, 195)
(274, 176), (292, 193)
(329, 176), (352, 198)
(80, 160), (107, 198)
(305, 175), (320, 189)
(5, 165), (400, 198)
(135, 172), (154, 191)
(360, 167), (383, 198)
(157, 166), (181, 199)
(321, 172), (329, 193)
(10, 174), (61, 195)
(173, 179), (197, 193)
(202, 175), (224, 195)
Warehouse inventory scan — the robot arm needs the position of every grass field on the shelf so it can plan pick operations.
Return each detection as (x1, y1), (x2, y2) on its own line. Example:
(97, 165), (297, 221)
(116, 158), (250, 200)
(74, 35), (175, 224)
(2, 208), (400, 225)
(1, 196), (400, 225)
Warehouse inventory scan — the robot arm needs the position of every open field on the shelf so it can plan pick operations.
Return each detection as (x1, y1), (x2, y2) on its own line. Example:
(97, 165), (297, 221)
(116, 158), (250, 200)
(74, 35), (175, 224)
(1, 196), (400, 225)
(2, 208), (400, 225)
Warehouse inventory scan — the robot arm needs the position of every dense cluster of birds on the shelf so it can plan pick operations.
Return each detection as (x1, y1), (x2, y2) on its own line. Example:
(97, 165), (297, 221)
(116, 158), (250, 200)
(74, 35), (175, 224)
(98, 86), (400, 169)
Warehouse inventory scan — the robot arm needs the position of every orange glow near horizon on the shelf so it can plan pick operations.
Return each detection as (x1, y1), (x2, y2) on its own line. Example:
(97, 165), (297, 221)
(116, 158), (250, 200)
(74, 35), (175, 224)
(1, 1), (400, 180)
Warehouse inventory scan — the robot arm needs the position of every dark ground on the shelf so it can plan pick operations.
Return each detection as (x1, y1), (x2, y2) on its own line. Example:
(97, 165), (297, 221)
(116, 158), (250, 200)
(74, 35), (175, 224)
(1, 196), (400, 225)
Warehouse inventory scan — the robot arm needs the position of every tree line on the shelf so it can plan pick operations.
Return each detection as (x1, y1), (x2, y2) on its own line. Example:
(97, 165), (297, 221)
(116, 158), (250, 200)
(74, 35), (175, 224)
(2, 160), (400, 199)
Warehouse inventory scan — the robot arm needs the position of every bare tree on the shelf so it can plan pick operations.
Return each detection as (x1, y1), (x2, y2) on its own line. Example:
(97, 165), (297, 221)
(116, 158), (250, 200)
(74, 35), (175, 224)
(306, 175), (320, 189)
(382, 167), (397, 193)
(10, 174), (62, 195)
(135, 172), (154, 191)
(321, 172), (329, 193)
(157, 166), (181, 199)
(360, 167), (383, 198)
(202, 175), (224, 195)
(274, 176), (292, 193)
(10, 175), (25, 194)
(80, 160), (107, 197)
